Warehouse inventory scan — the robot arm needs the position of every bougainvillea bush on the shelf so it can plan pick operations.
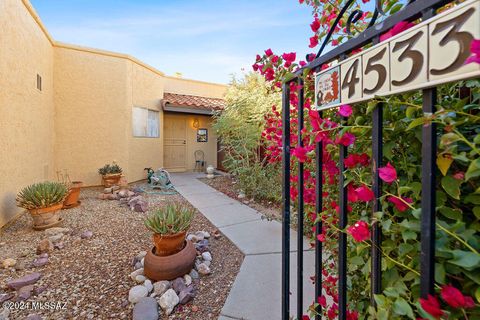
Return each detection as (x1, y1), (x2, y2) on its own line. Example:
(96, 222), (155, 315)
(251, 0), (480, 319)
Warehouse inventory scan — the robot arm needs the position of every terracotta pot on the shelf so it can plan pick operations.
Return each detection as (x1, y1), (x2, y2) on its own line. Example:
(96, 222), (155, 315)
(144, 241), (196, 281)
(153, 231), (187, 256)
(63, 181), (83, 208)
(102, 173), (122, 187)
(29, 203), (64, 230)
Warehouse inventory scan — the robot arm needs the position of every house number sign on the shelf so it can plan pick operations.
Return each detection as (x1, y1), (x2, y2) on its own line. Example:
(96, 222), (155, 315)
(314, 0), (480, 111)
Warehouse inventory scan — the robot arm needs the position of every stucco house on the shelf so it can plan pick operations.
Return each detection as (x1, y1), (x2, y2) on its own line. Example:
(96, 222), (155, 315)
(0, 0), (227, 227)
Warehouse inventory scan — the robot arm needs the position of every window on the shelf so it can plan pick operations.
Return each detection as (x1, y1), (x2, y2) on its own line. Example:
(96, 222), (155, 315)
(36, 74), (42, 91)
(132, 107), (159, 137)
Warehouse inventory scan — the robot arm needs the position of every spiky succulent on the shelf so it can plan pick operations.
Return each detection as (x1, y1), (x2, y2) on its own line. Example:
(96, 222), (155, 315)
(98, 163), (123, 175)
(145, 203), (195, 235)
(16, 182), (68, 210)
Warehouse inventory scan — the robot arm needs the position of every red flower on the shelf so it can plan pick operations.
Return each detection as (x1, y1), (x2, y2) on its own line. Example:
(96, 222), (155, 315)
(441, 284), (476, 309)
(466, 39), (480, 64)
(292, 146), (308, 162)
(271, 55), (279, 64)
(355, 185), (374, 202)
(310, 18), (321, 32)
(387, 196), (413, 212)
(378, 162), (397, 184)
(452, 171), (465, 180)
(302, 316), (310, 320)
(309, 35), (319, 48)
(338, 104), (352, 117)
(317, 234), (326, 242)
(331, 39), (339, 46)
(380, 21), (415, 42)
(282, 52), (296, 62)
(307, 53), (316, 62)
(318, 295), (327, 307)
(347, 310), (359, 320)
(420, 295), (444, 318)
(255, 54), (261, 61)
(265, 48), (273, 57)
(347, 220), (370, 242)
(335, 132), (356, 146)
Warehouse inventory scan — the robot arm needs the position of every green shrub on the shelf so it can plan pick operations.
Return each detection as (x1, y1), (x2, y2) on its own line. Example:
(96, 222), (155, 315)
(213, 73), (281, 203)
(16, 181), (68, 210)
(145, 203), (195, 235)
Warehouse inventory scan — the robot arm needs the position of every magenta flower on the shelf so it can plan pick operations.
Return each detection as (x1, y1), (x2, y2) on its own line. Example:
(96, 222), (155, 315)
(387, 196), (412, 212)
(466, 39), (480, 64)
(380, 21), (415, 42)
(347, 221), (370, 242)
(338, 104), (353, 117)
(378, 162), (397, 184)
(355, 185), (375, 202)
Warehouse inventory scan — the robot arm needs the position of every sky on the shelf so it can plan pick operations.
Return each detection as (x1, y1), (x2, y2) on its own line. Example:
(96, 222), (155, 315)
(31, 0), (314, 84)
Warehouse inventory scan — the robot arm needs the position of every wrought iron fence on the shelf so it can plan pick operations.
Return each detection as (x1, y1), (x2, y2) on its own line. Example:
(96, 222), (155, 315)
(280, 0), (479, 319)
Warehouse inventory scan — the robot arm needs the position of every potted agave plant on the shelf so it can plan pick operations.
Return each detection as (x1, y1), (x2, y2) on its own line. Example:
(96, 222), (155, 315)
(98, 162), (123, 187)
(57, 171), (83, 209)
(16, 182), (68, 230)
(143, 203), (197, 281)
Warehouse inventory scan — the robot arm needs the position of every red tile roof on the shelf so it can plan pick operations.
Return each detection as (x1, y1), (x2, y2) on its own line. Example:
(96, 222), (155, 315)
(162, 93), (225, 112)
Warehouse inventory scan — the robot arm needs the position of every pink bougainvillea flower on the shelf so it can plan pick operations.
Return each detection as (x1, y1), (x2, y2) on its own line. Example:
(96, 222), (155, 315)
(355, 185), (375, 202)
(344, 154), (358, 168)
(310, 18), (321, 33)
(317, 233), (326, 242)
(347, 220), (370, 242)
(452, 171), (465, 180)
(465, 39), (480, 64)
(380, 21), (415, 42)
(346, 310), (359, 320)
(331, 39), (339, 46)
(255, 54), (261, 62)
(271, 55), (279, 64)
(264, 48), (273, 56)
(318, 295), (327, 307)
(338, 104), (353, 117)
(290, 186), (298, 200)
(292, 146), (308, 162)
(387, 196), (413, 212)
(307, 53), (316, 62)
(347, 184), (359, 202)
(302, 316), (310, 320)
(309, 35), (319, 48)
(335, 132), (356, 146)
(420, 295), (444, 319)
(282, 52), (296, 62)
(378, 162), (397, 184)
(441, 284), (476, 309)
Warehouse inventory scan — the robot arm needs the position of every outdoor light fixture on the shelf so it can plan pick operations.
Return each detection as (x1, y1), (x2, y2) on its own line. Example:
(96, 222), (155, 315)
(193, 118), (199, 129)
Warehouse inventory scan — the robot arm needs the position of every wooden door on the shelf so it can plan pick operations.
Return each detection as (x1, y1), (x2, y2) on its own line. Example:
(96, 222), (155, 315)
(164, 115), (187, 171)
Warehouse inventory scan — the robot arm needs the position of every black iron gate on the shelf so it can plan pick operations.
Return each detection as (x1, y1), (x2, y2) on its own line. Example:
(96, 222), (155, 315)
(280, 0), (478, 319)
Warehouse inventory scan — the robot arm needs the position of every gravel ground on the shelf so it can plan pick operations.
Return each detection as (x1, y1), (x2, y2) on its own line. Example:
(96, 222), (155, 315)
(198, 176), (282, 221)
(0, 184), (243, 320)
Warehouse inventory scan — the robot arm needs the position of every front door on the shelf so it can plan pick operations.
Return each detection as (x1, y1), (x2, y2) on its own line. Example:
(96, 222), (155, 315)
(163, 115), (187, 171)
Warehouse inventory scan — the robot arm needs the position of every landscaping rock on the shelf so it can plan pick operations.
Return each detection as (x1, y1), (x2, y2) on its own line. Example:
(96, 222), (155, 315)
(48, 234), (63, 244)
(0, 293), (14, 304)
(137, 251), (147, 259)
(14, 261), (26, 271)
(2, 258), (16, 269)
(7, 272), (42, 290)
(153, 281), (170, 296)
(144, 280), (153, 293)
(194, 239), (209, 253)
(194, 231), (205, 241)
(196, 263), (211, 276)
(203, 260), (211, 267)
(158, 289), (179, 316)
(54, 242), (64, 250)
(202, 231), (211, 239)
(25, 314), (42, 320)
(184, 274), (192, 286)
(202, 252), (212, 262)
(132, 297), (158, 320)
(128, 285), (148, 304)
(189, 269), (199, 279)
(80, 230), (93, 239)
(32, 256), (48, 267)
(178, 285), (195, 305)
(36, 239), (53, 255)
(104, 187), (113, 193)
(134, 262), (142, 270)
(33, 286), (47, 296)
(17, 285), (34, 301)
(130, 268), (144, 281)
(171, 277), (186, 294)
(44, 227), (70, 236)
(135, 275), (146, 284)
(0, 308), (10, 320)
(118, 190), (129, 198)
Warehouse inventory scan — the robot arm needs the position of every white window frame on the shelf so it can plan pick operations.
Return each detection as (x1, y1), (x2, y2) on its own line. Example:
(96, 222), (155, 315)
(132, 106), (159, 138)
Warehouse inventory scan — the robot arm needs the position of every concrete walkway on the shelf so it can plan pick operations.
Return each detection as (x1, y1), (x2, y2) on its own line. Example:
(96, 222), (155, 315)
(170, 172), (315, 320)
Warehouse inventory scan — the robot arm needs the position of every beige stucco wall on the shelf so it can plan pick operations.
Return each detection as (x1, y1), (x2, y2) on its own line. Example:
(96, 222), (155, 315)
(54, 47), (130, 186)
(164, 76), (227, 98)
(164, 113), (218, 171)
(127, 62), (165, 182)
(0, 0), (55, 226)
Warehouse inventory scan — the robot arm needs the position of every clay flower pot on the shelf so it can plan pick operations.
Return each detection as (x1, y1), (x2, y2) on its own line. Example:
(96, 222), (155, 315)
(63, 181), (83, 209)
(102, 173), (122, 187)
(153, 231), (187, 256)
(29, 203), (64, 230)
(144, 241), (196, 281)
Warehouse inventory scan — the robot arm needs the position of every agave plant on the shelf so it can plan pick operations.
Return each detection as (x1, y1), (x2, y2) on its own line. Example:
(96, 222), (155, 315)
(16, 182), (68, 210)
(145, 203), (195, 235)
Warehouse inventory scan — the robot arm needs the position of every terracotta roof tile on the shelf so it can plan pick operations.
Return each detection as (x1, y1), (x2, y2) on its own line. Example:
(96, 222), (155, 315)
(163, 93), (225, 111)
